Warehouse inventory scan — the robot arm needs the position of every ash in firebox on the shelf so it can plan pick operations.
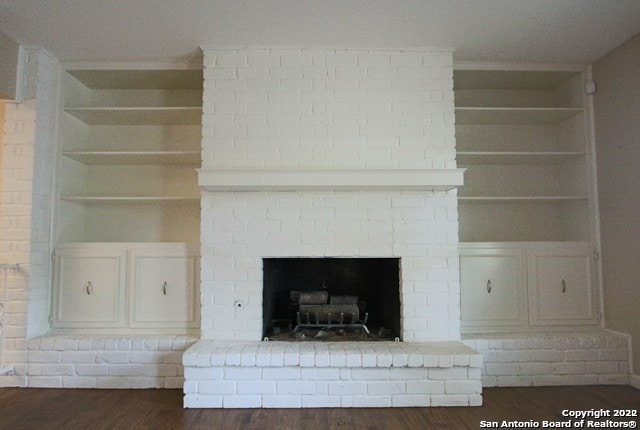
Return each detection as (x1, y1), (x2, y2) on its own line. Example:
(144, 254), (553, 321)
(265, 326), (397, 342)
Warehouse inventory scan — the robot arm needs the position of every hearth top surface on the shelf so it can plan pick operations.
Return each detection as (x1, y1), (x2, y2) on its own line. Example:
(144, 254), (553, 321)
(184, 339), (482, 369)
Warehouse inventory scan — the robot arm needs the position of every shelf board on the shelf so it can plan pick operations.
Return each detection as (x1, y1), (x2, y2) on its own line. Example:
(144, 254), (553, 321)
(456, 151), (585, 165)
(455, 107), (583, 125)
(64, 107), (202, 125)
(458, 196), (589, 204)
(453, 70), (580, 91)
(198, 169), (466, 191)
(62, 151), (201, 165)
(67, 69), (203, 90)
(60, 196), (200, 204)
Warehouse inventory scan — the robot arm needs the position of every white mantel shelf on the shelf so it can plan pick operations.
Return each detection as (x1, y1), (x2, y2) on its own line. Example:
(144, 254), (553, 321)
(198, 169), (465, 191)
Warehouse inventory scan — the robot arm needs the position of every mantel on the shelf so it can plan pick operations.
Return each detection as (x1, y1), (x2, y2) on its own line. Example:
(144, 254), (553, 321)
(198, 169), (465, 191)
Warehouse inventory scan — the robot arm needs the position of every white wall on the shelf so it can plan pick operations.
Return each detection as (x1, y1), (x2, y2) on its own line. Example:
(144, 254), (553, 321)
(593, 32), (640, 378)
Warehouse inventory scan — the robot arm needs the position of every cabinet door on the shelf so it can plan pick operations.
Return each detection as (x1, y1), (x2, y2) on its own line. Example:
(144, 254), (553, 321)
(527, 246), (597, 325)
(129, 246), (198, 328)
(460, 247), (527, 329)
(53, 247), (126, 328)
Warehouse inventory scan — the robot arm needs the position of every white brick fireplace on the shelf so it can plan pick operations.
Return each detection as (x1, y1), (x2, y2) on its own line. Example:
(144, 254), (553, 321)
(184, 47), (481, 408)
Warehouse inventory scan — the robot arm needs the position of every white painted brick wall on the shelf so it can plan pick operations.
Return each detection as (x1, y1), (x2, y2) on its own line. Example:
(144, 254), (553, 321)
(24, 335), (197, 388)
(0, 97), (36, 388)
(0, 48), (57, 387)
(462, 330), (631, 387)
(183, 340), (482, 408)
(201, 48), (455, 171)
(200, 190), (460, 342)
(200, 47), (459, 343)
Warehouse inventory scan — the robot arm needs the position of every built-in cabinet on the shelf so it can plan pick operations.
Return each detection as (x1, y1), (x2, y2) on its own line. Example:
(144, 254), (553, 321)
(460, 243), (598, 331)
(52, 66), (202, 334)
(455, 65), (600, 332)
(53, 243), (199, 332)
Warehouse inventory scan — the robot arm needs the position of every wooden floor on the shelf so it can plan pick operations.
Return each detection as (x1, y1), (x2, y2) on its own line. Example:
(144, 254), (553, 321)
(0, 386), (638, 430)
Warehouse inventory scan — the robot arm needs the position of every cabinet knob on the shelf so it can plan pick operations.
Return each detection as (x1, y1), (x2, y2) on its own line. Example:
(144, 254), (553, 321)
(561, 279), (567, 293)
(486, 280), (492, 293)
(86, 281), (93, 295)
(162, 281), (167, 295)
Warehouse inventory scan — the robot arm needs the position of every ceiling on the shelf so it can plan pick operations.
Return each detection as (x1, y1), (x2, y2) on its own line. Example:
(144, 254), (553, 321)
(1, 0), (639, 65)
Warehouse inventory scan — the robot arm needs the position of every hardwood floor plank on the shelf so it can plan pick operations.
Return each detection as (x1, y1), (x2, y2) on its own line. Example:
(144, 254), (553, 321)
(0, 386), (638, 430)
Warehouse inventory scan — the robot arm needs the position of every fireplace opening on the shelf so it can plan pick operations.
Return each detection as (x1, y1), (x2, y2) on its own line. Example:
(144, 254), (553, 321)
(262, 258), (401, 341)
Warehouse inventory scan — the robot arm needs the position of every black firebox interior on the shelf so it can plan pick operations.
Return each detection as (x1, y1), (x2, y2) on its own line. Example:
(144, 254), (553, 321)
(262, 257), (401, 340)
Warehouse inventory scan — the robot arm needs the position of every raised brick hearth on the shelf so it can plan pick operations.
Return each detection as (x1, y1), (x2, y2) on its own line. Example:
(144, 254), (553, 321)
(183, 341), (482, 408)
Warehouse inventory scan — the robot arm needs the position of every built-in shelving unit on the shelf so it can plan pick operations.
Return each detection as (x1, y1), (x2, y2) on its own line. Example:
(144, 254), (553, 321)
(51, 66), (202, 334)
(455, 66), (600, 333)
(454, 66), (592, 243)
(56, 67), (203, 243)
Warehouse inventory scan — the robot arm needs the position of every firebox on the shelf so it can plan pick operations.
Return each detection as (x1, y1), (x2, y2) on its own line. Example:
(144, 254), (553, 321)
(262, 257), (401, 341)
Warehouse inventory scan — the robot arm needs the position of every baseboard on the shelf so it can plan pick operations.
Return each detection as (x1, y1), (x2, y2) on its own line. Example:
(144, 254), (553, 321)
(631, 374), (640, 390)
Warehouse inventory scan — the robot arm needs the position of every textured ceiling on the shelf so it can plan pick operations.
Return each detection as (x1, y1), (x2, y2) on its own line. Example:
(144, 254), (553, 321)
(1, 0), (639, 64)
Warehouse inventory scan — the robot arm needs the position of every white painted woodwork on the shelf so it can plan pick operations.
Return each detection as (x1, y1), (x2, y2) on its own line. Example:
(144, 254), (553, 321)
(66, 69), (203, 90)
(198, 169), (466, 191)
(61, 151), (200, 165)
(52, 247), (126, 328)
(527, 247), (597, 325)
(454, 66), (592, 243)
(55, 66), (202, 243)
(52, 243), (198, 333)
(460, 242), (598, 332)
(129, 246), (199, 328)
(460, 247), (526, 328)
(455, 65), (600, 332)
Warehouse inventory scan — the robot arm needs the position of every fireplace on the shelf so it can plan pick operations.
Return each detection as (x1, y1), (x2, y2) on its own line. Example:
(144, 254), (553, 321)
(262, 257), (401, 340)
(184, 47), (482, 409)
(196, 46), (466, 343)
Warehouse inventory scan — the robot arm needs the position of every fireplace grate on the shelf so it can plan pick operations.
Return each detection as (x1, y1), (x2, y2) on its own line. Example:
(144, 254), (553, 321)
(292, 291), (370, 334)
(295, 309), (370, 334)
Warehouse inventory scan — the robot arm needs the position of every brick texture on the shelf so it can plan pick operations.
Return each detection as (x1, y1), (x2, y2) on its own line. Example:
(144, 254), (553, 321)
(200, 48), (460, 342)
(201, 48), (456, 171)
(25, 335), (197, 388)
(183, 340), (482, 408)
(463, 330), (631, 387)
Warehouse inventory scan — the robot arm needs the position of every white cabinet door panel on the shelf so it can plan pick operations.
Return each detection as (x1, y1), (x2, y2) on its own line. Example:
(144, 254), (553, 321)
(527, 247), (596, 325)
(460, 248), (526, 329)
(129, 246), (198, 328)
(53, 248), (126, 328)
